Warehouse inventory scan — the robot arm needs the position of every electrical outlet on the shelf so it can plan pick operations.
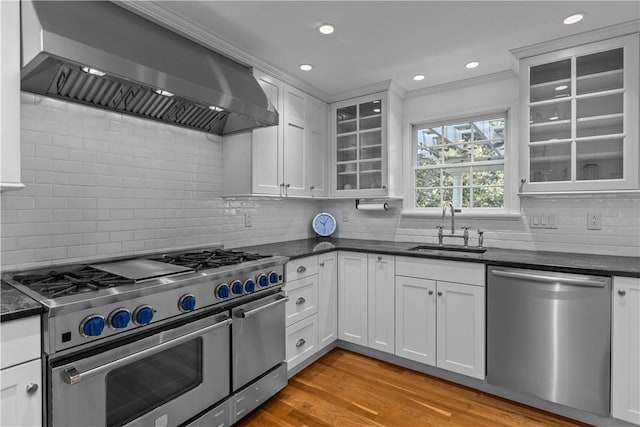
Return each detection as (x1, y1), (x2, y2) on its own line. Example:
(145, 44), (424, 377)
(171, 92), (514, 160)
(587, 212), (602, 230)
(244, 212), (252, 227)
(342, 209), (349, 222)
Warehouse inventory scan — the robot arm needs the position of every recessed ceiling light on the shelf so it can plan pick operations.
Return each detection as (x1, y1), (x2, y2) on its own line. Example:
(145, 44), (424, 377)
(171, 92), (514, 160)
(555, 85), (568, 91)
(413, 74), (426, 81)
(299, 64), (313, 71)
(563, 13), (584, 25)
(319, 24), (334, 35)
(465, 61), (480, 69)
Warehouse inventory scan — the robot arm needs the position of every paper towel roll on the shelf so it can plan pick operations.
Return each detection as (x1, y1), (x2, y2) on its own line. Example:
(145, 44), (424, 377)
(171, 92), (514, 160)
(357, 202), (389, 211)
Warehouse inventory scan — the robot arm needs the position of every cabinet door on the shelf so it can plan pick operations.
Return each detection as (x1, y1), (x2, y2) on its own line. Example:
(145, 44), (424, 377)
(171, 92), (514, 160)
(1, 359), (42, 427)
(367, 254), (395, 353)
(308, 95), (327, 196)
(283, 85), (307, 196)
(395, 276), (436, 365)
(436, 281), (485, 380)
(252, 69), (284, 195)
(612, 276), (640, 425)
(318, 252), (338, 349)
(337, 252), (368, 346)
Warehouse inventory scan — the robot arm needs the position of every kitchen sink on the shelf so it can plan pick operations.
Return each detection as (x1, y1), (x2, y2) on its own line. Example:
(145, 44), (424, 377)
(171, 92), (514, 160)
(408, 244), (487, 253)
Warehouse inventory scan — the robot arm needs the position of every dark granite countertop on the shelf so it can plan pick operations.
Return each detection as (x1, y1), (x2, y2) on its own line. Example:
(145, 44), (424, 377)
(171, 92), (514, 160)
(1, 280), (43, 322)
(236, 238), (640, 278)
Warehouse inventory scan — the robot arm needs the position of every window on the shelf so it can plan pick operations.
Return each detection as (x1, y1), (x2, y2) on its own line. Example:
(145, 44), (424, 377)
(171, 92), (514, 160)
(412, 112), (507, 211)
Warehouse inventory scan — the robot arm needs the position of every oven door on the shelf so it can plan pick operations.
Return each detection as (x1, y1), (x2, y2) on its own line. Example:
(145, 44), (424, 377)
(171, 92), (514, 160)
(232, 291), (288, 391)
(49, 312), (231, 427)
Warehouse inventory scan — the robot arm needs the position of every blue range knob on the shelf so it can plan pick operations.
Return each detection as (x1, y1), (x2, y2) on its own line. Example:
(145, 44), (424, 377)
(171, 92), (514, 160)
(244, 279), (256, 293)
(257, 274), (269, 287)
(216, 283), (230, 299)
(134, 306), (154, 325)
(179, 294), (196, 312)
(109, 309), (130, 329)
(81, 315), (105, 337)
(269, 271), (279, 284)
(231, 280), (244, 295)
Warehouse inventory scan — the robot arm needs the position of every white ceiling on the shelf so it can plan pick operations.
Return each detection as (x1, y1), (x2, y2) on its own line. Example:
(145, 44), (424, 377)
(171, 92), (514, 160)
(156, 1), (639, 98)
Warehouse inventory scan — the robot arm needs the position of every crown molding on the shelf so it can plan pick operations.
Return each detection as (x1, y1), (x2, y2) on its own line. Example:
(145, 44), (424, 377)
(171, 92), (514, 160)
(114, 0), (330, 102)
(510, 19), (640, 59)
(405, 70), (517, 99)
(327, 79), (407, 104)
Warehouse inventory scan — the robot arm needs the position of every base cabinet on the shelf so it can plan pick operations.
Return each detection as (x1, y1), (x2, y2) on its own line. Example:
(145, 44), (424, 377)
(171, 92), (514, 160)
(337, 252), (368, 345)
(367, 254), (395, 354)
(612, 276), (640, 425)
(318, 252), (338, 349)
(395, 257), (485, 380)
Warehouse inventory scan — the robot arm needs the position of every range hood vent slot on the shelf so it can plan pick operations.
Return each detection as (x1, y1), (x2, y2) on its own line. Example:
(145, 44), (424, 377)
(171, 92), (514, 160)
(20, 1), (277, 135)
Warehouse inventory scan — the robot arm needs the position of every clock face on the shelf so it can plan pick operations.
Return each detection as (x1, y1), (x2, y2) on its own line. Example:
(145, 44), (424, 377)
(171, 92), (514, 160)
(312, 212), (337, 237)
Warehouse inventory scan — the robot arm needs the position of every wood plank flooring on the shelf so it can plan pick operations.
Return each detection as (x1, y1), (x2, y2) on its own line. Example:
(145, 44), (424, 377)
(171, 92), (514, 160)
(236, 349), (591, 427)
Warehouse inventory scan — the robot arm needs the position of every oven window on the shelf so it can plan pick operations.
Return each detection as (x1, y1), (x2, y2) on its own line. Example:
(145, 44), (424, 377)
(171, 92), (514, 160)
(106, 338), (203, 427)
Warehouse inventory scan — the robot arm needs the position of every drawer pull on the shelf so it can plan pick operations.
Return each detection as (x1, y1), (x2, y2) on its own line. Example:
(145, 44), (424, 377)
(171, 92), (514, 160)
(297, 266), (307, 273)
(296, 297), (306, 305)
(296, 338), (306, 347)
(618, 289), (626, 296)
(437, 291), (443, 296)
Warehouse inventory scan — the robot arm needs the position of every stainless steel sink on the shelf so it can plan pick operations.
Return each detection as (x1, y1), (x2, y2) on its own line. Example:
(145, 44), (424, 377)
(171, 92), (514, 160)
(408, 244), (487, 253)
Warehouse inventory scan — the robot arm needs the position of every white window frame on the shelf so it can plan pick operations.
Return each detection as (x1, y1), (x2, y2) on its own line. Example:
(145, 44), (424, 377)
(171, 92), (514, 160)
(404, 108), (519, 218)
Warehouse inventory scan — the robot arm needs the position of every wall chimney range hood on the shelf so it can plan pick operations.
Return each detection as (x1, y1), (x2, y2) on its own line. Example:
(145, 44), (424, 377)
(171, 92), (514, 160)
(20, 1), (278, 135)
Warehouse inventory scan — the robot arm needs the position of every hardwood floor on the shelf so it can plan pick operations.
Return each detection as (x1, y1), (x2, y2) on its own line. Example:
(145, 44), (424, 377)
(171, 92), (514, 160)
(236, 349), (591, 427)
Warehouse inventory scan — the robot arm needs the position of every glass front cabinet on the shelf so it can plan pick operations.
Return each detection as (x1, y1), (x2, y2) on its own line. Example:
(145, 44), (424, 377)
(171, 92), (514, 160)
(519, 34), (639, 193)
(330, 91), (403, 197)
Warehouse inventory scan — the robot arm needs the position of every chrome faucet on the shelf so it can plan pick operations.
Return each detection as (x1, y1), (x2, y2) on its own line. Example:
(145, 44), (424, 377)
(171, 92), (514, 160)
(442, 202), (461, 234)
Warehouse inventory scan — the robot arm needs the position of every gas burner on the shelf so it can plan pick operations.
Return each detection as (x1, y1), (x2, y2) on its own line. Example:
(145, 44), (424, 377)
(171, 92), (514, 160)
(12, 265), (135, 298)
(152, 249), (271, 271)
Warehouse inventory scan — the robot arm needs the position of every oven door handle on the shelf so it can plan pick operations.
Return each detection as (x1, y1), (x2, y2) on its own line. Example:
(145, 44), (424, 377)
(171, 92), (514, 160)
(238, 295), (289, 318)
(62, 315), (232, 385)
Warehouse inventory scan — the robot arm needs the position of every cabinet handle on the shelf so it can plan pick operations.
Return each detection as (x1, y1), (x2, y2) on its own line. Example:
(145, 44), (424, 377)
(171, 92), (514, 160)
(377, 256), (383, 261)
(618, 289), (626, 296)
(428, 290), (434, 295)
(437, 291), (443, 296)
(26, 383), (38, 395)
(296, 297), (306, 305)
(297, 266), (307, 273)
(319, 262), (325, 267)
(296, 338), (306, 347)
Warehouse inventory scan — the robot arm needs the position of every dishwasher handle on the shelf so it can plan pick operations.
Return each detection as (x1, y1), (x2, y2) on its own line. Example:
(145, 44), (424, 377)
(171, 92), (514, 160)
(491, 269), (607, 288)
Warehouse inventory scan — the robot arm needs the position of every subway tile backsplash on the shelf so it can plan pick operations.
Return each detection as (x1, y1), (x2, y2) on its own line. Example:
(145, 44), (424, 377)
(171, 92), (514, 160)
(1, 94), (638, 270)
(1, 94), (317, 270)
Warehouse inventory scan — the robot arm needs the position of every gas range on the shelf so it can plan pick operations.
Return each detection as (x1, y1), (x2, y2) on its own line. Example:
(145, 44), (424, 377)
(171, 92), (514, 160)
(4, 246), (288, 356)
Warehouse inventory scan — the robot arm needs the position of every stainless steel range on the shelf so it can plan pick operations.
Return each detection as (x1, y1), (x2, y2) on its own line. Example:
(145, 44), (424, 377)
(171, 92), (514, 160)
(5, 246), (290, 427)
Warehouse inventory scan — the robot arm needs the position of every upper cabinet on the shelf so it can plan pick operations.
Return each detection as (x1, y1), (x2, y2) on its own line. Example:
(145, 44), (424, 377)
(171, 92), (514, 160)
(330, 89), (403, 198)
(519, 34), (639, 193)
(0, 0), (24, 191)
(223, 69), (328, 198)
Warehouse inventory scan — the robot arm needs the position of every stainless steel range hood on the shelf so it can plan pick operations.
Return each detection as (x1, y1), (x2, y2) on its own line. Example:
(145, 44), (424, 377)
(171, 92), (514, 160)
(20, 1), (278, 135)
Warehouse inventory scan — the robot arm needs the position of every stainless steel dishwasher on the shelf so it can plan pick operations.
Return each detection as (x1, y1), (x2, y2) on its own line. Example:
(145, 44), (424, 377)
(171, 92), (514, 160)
(487, 266), (611, 416)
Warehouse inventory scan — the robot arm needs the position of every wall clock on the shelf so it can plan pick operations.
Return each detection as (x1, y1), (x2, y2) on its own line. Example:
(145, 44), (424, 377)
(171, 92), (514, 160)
(312, 212), (336, 237)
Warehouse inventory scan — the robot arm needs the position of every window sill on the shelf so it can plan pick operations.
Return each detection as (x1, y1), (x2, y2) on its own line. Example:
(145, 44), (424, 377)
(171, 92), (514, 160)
(401, 209), (521, 220)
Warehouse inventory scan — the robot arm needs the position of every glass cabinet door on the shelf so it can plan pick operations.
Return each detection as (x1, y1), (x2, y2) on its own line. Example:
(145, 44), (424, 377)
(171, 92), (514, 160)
(336, 99), (383, 191)
(525, 38), (634, 190)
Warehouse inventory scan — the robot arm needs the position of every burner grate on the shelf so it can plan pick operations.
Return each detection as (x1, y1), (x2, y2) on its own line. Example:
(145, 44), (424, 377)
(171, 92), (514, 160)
(13, 266), (135, 298)
(153, 249), (270, 271)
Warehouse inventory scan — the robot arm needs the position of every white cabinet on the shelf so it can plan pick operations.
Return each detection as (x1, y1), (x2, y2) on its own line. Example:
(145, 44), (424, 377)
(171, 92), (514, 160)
(330, 88), (403, 198)
(612, 276), (640, 425)
(337, 251), (395, 353)
(367, 254), (395, 354)
(395, 257), (485, 380)
(337, 251), (368, 346)
(317, 252), (338, 349)
(519, 34), (639, 193)
(223, 70), (328, 198)
(0, 0), (24, 191)
(1, 316), (42, 427)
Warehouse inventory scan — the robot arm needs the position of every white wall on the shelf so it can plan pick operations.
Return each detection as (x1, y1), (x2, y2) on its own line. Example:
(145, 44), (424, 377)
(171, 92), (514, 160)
(0, 94), (317, 270)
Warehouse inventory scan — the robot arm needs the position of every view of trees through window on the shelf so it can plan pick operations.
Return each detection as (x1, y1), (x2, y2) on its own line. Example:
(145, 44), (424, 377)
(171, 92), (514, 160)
(413, 113), (506, 209)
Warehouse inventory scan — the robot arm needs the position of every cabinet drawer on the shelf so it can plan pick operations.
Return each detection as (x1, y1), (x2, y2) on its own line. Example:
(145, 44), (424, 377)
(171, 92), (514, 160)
(285, 275), (318, 327)
(286, 256), (318, 281)
(1, 316), (41, 369)
(396, 257), (485, 286)
(285, 314), (318, 371)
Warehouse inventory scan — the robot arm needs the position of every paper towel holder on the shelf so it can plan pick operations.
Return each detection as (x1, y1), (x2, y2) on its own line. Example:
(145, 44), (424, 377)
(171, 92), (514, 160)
(355, 198), (390, 211)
